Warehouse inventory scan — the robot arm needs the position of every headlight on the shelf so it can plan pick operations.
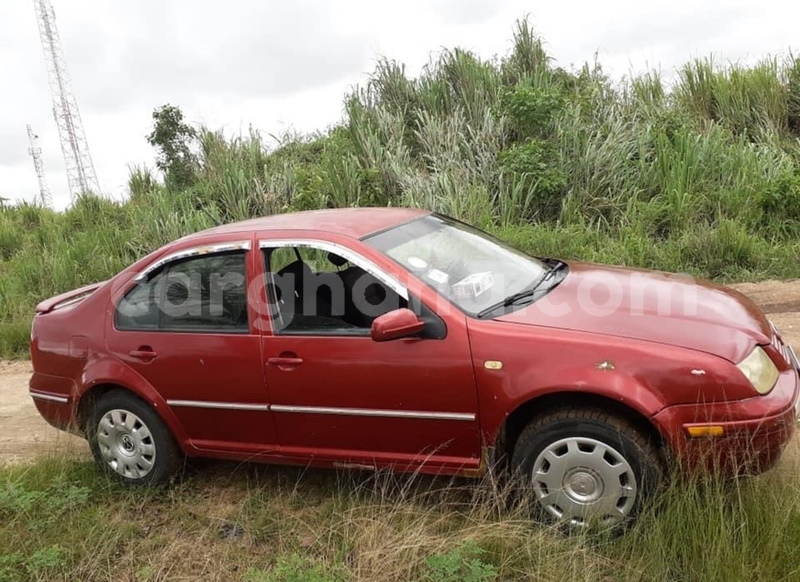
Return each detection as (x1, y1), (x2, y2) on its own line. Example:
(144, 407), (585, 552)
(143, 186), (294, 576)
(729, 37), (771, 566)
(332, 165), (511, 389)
(736, 346), (779, 395)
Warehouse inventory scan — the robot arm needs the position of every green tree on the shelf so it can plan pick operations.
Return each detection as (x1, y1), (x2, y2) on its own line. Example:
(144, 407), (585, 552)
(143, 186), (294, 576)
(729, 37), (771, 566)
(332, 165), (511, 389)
(147, 104), (197, 190)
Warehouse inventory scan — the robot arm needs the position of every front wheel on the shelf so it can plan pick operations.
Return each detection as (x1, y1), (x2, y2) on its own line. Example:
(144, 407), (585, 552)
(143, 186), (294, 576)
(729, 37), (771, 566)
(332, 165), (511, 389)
(511, 408), (663, 530)
(87, 390), (180, 486)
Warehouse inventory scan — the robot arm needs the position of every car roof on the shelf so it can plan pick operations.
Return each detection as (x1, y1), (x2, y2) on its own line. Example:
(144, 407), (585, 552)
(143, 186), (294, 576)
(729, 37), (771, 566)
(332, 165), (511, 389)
(183, 207), (431, 241)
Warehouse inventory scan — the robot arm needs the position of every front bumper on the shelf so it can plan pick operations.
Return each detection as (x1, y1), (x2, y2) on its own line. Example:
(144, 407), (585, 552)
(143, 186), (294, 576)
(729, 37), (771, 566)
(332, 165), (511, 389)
(651, 367), (799, 474)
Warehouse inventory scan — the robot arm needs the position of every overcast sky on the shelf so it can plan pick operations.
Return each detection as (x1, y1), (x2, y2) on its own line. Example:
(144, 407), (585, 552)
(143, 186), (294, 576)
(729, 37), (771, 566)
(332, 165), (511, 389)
(1, 0), (798, 209)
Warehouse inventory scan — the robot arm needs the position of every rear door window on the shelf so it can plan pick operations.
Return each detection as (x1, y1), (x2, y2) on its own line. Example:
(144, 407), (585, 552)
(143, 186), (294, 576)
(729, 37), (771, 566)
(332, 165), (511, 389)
(116, 251), (249, 333)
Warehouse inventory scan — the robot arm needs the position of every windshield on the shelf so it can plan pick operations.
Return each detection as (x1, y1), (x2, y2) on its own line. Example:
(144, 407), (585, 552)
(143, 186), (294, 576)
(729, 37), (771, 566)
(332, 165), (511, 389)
(365, 215), (547, 316)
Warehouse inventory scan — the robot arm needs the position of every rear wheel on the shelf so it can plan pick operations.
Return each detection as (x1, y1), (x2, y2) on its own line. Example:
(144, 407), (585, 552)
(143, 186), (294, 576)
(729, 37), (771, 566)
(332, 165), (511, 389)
(87, 390), (180, 486)
(511, 408), (663, 531)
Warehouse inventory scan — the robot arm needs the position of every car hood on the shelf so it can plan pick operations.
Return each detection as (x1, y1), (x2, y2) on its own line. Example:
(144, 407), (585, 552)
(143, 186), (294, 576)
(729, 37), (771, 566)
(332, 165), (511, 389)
(494, 261), (771, 363)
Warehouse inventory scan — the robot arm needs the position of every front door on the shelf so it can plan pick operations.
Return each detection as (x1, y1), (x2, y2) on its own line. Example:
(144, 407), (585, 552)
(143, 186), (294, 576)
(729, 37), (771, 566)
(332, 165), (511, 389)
(260, 242), (480, 471)
(107, 244), (277, 454)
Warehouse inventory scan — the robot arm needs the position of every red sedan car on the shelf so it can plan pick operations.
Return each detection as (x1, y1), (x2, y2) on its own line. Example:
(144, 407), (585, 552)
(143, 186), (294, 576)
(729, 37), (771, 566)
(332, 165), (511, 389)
(29, 208), (799, 528)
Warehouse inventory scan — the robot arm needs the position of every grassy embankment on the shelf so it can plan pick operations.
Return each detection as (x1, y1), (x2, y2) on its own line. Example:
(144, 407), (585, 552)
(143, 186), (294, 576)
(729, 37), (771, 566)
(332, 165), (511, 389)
(2, 21), (800, 357)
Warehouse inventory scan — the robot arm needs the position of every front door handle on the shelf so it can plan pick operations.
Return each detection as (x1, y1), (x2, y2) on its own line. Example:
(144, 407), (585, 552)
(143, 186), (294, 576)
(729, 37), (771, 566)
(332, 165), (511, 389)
(267, 354), (303, 368)
(267, 352), (303, 370)
(129, 347), (157, 362)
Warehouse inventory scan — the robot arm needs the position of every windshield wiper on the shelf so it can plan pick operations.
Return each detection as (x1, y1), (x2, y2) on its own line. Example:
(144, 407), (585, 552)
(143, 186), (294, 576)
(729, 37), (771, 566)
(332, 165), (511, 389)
(476, 263), (562, 319)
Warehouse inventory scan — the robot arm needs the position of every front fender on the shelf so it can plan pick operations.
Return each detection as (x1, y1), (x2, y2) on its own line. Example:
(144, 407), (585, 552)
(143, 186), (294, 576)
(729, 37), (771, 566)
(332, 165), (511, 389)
(510, 365), (665, 418)
(478, 361), (667, 445)
(468, 320), (738, 445)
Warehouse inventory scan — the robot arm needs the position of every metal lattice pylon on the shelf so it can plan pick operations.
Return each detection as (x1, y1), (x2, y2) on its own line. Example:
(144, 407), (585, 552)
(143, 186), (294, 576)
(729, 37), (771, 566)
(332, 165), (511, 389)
(33, 0), (100, 201)
(26, 125), (53, 208)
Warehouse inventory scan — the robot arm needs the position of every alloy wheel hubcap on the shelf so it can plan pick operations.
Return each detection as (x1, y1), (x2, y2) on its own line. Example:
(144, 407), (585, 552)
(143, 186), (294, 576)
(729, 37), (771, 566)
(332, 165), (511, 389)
(563, 468), (603, 502)
(530, 437), (636, 527)
(96, 409), (156, 479)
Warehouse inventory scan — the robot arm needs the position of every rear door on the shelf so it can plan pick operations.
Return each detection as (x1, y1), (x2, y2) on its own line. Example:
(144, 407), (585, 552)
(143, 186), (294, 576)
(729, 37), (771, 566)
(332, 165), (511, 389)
(106, 239), (278, 454)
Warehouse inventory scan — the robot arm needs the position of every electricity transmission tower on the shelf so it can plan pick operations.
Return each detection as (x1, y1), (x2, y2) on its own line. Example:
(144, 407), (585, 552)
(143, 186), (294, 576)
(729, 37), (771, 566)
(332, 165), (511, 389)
(33, 0), (100, 201)
(26, 125), (53, 208)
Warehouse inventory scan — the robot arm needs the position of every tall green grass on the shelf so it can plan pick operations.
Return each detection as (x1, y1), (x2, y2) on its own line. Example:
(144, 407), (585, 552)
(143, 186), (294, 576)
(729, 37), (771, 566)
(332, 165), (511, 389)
(3, 18), (800, 357)
(2, 450), (800, 581)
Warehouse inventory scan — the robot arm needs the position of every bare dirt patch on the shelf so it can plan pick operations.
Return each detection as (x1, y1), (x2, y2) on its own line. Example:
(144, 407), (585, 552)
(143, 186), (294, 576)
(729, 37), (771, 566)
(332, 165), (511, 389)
(731, 280), (800, 347)
(1, 279), (798, 464)
(0, 360), (86, 463)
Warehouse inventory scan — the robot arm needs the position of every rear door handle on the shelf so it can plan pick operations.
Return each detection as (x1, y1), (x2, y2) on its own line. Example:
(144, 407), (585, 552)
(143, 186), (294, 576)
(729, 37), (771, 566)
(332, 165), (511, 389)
(129, 348), (157, 361)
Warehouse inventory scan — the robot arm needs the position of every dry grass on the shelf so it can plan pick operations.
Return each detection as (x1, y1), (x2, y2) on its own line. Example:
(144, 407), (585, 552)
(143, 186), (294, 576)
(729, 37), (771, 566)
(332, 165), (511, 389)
(2, 442), (800, 581)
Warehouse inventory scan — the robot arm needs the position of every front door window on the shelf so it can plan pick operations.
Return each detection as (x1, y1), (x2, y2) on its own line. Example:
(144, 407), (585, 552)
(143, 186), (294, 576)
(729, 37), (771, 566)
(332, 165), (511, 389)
(263, 246), (407, 335)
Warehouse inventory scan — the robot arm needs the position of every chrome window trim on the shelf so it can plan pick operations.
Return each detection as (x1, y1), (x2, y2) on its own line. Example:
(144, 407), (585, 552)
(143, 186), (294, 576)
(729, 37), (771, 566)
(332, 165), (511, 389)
(167, 399), (269, 412)
(258, 239), (408, 301)
(29, 391), (69, 404)
(135, 241), (252, 282)
(270, 404), (475, 421)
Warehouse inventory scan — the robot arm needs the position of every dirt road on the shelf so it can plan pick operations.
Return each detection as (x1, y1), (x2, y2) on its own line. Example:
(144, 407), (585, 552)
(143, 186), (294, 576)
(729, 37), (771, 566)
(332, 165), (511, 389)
(0, 360), (86, 463)
(2, 280), (799, 464)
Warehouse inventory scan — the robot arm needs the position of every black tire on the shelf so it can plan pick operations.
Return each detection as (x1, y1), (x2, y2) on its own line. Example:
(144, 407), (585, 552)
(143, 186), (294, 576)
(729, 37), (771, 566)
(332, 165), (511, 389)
(511, 408), (664, 531)
(87, 389), (181, 486)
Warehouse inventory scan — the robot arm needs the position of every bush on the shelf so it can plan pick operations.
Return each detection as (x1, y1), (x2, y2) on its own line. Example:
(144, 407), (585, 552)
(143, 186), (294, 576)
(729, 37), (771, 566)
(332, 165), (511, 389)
(424, 543), (498, 582)
(497, 139), (567, 220)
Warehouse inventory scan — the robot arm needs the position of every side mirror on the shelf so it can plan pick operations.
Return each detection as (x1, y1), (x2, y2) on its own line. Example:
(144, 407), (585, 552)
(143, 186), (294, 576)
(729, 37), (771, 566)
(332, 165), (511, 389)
(371, 308), (425, 342)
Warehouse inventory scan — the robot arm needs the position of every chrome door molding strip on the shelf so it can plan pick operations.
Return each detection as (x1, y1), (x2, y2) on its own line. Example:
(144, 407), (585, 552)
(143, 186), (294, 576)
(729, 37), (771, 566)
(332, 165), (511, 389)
(270, 404), (475, 421)
(167, 399), (269, 412)
(166, 399), (475, 420)
(29, 391), (69, 404)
